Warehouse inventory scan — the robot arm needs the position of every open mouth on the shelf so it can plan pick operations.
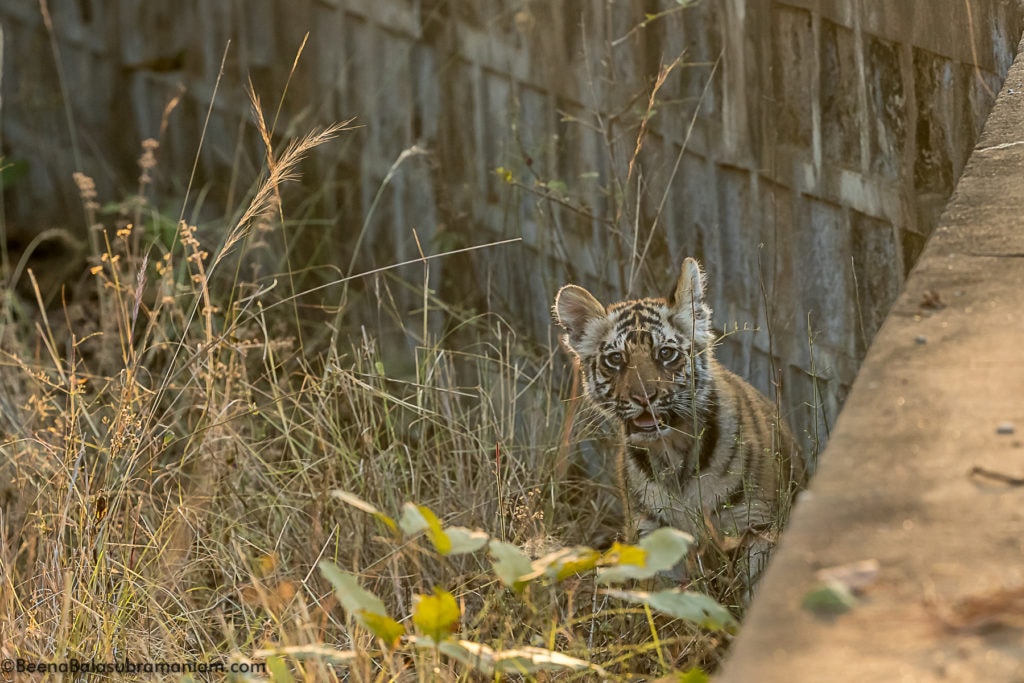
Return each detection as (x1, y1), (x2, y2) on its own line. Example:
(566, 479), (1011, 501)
(627, 411), (663, 434)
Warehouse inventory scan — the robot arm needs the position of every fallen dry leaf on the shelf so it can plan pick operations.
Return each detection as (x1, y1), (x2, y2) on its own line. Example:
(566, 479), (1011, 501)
(932, 584), (1024, 632)
(815, 559), (881, 593)
(919, 289), (945, 310)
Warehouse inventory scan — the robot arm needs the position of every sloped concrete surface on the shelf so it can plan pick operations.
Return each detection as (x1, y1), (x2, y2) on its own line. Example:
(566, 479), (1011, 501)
(717, 40), (1024, 682)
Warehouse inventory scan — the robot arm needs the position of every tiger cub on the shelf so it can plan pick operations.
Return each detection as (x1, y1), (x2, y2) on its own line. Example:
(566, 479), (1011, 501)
(553, 258), (805, 582)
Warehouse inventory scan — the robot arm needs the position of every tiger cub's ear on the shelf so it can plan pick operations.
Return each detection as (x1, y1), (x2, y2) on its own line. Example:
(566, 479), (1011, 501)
(669, 258), (713, 346)
(554, 285), (608, 351)
(670, 258), (705, 308)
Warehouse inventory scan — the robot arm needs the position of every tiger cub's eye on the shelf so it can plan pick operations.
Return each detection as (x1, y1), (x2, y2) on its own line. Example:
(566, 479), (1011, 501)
(603, 351), (625, 369)
(657, 347), (680, 364)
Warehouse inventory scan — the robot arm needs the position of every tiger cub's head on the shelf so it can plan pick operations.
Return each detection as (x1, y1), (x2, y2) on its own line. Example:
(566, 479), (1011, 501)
(554, 258), (715, 442)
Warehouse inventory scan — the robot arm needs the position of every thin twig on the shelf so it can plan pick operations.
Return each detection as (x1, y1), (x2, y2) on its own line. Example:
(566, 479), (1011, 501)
(970, 466), (1024, 487)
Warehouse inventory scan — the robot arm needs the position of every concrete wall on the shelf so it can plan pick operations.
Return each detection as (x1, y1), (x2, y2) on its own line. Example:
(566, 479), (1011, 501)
(3, 0), (1022, 455)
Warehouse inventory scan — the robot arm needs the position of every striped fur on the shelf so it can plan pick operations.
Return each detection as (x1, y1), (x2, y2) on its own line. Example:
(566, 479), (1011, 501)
(554, 258), (804, 579)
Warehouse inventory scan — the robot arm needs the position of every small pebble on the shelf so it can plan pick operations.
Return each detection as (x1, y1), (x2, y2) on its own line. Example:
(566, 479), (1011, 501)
(914, 335), (928, 345)
(996, 422), (1016, 435)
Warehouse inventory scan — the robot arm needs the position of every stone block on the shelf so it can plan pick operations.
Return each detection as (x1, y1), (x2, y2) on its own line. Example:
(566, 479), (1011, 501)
(797, 197), (853, 357)
(483, 71), (513, 202)
(435, 60), (479, 195)
(968, 66), (1003, 143)
(784, 362), (829, 465)
(850, 211), (901, 355)
(758, 180), (793, 283)
(374, 33), (415, 164)
(755, 181), (802, 354)
(310, 6), (346, 121)
(690, 1), (724, 120)
(819, 19), (860, 167)
(716, 165), (756, 313)
(658, 147), (695, 262)
(913, 48), (955, 194)
(118, 0), (189, 69)
(864, 34), (905, 178)
(194, 2), (238, 81)
(770, 6), (815, 148)
(747, 346), (782, 409)
(342, 13), (373, 135)
(715, 333), (742, 378)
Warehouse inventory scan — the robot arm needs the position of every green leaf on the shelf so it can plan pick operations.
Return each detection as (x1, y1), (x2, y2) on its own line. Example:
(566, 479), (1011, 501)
(319, 562), (388, 617)
(318, 562), (404, 645)
(265, 655), (295, 683)
(802, 581), (859, 616)
(489, 540), (533, 591)
(443, 526), (490, 555)
(331, 490), (398, 535)
(640, 527), (693, 570)
(412, 638), (607, 676)
(398, 503), (429, 534)
(604, 588), (737, 631)
(545, 179), (569, 197)
(399, 503), (452, 554)
(597, 527), (692, 583)
(412, 587), (461, 642)
(495, 166), (515, 183)
(393, 501), (485, 557)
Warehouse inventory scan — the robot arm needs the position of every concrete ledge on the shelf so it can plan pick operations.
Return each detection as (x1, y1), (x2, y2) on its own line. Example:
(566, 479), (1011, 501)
(718, 38), (1024, 682)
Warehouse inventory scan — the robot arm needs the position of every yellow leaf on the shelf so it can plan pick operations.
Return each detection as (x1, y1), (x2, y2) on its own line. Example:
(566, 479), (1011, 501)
(604, 542), (647, 567)
(521, 547), (601, 583)
(359, 610), (405, 649)
(553, 548), (600, 580)
(400, 503), (452, 555)
(413, 588), (461, 643)
(420, 506), (452, 555)
(265, 655), (295, 683)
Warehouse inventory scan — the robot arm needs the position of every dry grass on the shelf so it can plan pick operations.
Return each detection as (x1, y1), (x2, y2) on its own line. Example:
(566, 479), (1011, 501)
(0, 127), (737, 682)
(0, 8), (806, 678)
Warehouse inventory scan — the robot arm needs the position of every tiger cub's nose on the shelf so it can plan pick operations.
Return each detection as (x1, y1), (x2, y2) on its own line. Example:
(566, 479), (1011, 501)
(630, 386), (658, 404)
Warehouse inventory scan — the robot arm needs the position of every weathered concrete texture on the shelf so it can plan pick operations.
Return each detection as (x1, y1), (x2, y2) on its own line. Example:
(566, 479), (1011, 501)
(718, 38), (1024, 683)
